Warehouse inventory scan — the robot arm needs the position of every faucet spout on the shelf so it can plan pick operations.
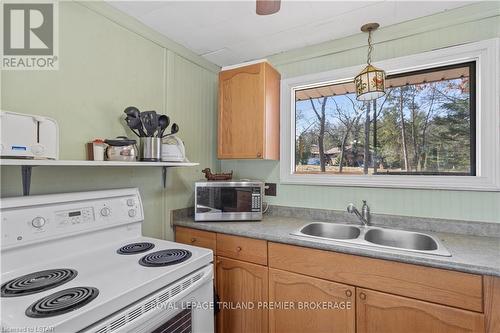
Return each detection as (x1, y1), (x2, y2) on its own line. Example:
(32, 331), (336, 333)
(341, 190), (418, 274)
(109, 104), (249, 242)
(347, 203), (369, 226)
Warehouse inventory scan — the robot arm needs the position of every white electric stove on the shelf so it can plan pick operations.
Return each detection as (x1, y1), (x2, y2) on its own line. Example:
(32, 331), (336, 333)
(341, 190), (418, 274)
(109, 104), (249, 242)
(0, 188), (214, 333)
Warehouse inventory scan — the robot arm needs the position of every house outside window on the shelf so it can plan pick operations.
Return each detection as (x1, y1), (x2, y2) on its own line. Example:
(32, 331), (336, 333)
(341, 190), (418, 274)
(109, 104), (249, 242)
(280, 39), (499, 191)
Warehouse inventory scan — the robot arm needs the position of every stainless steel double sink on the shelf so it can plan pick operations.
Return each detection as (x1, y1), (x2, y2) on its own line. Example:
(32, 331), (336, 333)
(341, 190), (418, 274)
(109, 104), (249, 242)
(291, 222), (451, 256)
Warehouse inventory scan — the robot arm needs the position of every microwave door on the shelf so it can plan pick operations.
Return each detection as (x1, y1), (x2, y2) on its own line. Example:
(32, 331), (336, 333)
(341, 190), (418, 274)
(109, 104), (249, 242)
(196, 187), (253, 213)
(220, 188), (252, 212)
(196, 187), (222, 213)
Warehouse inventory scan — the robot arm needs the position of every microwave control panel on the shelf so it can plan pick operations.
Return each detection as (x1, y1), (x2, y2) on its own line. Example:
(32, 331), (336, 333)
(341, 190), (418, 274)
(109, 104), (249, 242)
(251, 187), (262, 212)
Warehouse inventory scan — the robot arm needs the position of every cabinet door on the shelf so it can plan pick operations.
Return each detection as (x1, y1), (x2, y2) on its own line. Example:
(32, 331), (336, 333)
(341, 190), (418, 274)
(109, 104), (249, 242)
(356, 288), (485, 333)
(218, 63), (265, 159)
(269, 268), (355, 333)
(216, 256), (268, 333)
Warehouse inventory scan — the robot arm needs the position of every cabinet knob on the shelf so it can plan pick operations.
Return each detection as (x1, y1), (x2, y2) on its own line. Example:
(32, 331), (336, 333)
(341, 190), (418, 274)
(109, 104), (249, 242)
(236, 246), (242, 252)
(256, 152), (262, 158)
(345, 290), (352, 297)
(216, 259), (222, 264)
(190, 238), (196, 243)
(359, 292), (366, 300)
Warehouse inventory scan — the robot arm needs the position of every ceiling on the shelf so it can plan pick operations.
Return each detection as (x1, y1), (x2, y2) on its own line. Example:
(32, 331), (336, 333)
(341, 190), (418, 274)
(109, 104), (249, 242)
(108, 1), (473, 67)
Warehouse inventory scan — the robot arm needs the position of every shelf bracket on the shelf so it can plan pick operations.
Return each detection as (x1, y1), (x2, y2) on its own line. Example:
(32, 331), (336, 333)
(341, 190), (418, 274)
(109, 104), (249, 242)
(162, 166), (168, 188)
(21, 165), (32, 196)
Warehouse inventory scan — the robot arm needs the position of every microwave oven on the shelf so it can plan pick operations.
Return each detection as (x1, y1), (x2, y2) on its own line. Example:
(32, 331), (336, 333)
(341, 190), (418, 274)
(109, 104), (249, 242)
(195, 181), (264, 221)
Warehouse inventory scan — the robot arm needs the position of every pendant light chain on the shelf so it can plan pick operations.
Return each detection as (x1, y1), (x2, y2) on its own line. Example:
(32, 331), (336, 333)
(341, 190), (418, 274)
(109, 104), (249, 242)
(367, 30), (373, 65)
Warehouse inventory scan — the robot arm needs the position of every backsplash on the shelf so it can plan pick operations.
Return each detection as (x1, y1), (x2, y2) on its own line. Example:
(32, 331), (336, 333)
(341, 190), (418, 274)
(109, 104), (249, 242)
(172, 205), (500, 238)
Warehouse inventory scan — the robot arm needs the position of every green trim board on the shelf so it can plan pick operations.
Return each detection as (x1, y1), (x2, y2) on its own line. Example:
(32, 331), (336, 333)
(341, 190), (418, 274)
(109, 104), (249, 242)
(269, 2), (500, 68)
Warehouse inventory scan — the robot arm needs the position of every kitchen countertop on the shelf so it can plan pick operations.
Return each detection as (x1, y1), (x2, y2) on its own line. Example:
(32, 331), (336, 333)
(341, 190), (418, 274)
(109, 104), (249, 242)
(174, 215), (500, 276)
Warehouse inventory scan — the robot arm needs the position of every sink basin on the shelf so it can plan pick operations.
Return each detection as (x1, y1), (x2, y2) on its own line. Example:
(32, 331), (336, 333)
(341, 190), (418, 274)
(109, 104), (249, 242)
(292, 222), (451, 257)
(364, 228), (438, 251)
(297, 222), (360, 240)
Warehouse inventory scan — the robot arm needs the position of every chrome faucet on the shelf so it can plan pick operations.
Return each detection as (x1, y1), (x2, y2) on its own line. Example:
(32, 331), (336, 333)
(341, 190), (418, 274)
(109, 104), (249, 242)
(347, 201), (370, 226)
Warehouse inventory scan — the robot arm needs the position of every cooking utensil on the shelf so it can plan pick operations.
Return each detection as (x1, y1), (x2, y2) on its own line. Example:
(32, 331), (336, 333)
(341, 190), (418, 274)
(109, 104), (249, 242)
(140, 111), (158, 137)
(125, 116), (146, 137)
(104, 136), (138, 161)
(123, 106), (140, 119)
(157, 115), (170, 138)
(162, 123), (179, 138)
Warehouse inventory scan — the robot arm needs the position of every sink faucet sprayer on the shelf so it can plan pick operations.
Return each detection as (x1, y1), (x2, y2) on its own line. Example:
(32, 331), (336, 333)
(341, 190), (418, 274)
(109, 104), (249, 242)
(347, 200), (370, 226)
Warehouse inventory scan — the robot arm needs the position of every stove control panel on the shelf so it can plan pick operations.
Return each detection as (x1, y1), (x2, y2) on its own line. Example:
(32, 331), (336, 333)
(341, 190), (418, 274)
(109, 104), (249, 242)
(1, 189), (143, 248)
(55, 207), (95, 226)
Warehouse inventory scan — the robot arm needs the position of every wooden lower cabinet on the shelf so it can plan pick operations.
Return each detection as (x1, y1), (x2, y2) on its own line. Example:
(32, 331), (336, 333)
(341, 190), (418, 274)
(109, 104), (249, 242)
(268, 268), (355, 333)
(174, 229), (496, 333)
(356, 288), (485, 333)
(216, 256), (268, 333)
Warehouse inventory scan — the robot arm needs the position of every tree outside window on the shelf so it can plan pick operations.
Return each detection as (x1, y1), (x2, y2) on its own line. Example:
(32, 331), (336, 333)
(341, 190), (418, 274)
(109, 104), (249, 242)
(294, 62), (475, 176)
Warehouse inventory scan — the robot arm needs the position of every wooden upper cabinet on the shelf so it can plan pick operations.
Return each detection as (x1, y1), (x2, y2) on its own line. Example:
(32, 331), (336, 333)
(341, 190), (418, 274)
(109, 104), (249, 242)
(269, 268), (355, 333)
(218, 62), (280, 160)
(356, 288), (485, 333)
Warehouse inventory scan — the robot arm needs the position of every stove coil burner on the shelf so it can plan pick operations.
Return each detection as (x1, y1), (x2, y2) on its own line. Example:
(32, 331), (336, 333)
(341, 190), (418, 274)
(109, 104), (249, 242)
(1, 269), (78, 297)
(117, 242), (155, 255)
(25, 287), (99, 318)
(139, 249), (192, 267)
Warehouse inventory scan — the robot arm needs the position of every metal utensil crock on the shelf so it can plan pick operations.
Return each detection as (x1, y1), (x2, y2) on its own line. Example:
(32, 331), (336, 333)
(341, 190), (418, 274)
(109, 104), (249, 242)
(140, 137), (161, 161)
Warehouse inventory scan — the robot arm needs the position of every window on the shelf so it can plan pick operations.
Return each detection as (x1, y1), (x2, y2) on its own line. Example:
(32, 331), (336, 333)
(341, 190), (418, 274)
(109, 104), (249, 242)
(295, 62), (476, 176)
(280, 39), (500, 190)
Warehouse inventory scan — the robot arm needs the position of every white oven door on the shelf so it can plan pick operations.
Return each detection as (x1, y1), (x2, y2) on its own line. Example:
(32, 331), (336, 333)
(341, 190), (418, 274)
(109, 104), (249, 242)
(84, 265), (214, 333)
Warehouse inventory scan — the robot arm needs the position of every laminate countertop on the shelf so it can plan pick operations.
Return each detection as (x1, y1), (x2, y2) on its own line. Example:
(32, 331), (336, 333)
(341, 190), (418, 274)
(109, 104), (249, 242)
(173, 215), (500, 276)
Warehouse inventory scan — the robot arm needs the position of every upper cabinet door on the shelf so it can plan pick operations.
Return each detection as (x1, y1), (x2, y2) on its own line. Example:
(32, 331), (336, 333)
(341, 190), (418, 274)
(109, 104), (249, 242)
(218, 62), (280, 160)
(356, 288), (485, 333)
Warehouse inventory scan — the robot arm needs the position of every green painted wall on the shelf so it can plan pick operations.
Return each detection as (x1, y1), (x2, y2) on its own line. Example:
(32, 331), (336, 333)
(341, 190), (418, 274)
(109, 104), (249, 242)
(222, 2), (500, 223)
(0, 1), (219, 239)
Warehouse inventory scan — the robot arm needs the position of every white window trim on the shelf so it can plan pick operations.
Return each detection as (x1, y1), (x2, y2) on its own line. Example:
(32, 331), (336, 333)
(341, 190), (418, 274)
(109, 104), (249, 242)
(280, 38), (500, 191)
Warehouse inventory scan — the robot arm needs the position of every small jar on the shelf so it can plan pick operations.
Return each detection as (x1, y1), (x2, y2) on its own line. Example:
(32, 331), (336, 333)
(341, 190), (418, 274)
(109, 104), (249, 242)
(91, 139), (106, 161)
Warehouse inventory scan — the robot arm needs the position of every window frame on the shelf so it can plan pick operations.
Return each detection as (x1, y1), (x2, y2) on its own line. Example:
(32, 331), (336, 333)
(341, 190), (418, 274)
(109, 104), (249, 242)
(280, 39), (500, 191)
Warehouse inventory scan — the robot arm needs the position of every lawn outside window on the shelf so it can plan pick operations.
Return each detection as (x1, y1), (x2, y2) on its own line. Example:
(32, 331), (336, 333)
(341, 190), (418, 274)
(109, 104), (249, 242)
(280, 39), (500, 191)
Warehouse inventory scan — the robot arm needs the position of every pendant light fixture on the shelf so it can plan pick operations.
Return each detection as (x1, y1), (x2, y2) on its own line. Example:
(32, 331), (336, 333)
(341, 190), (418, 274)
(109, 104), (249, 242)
(354, 23), (385, 101)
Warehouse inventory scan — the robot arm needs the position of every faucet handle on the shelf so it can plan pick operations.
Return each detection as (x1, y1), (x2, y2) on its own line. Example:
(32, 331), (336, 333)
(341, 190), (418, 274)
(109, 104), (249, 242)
(347, 203), (355, 213)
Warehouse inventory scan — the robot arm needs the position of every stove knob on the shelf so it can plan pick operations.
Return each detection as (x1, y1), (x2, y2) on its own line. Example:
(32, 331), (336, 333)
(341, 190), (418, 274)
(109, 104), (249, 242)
(126, 199), (135, 207)
(100, 207), (111, 217)
(128, 209), (136, 217)
(31, 216), (46, 228)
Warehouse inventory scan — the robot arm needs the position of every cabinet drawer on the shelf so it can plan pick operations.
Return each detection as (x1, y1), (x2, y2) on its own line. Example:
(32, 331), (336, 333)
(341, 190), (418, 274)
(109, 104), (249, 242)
(357, 288), (485, 333)
(268, 242), (483, 312)
(217, 233), (267, 265)
(175, 227), (216, 253)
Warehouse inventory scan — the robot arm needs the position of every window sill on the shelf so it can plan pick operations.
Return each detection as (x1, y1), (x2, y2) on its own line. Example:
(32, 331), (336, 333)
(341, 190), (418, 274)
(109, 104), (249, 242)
(280, 172), (500, 191)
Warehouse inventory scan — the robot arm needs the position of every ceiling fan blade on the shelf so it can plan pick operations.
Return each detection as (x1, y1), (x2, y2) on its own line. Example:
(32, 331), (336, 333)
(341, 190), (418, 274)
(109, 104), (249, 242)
(256, 0), (281, 15)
